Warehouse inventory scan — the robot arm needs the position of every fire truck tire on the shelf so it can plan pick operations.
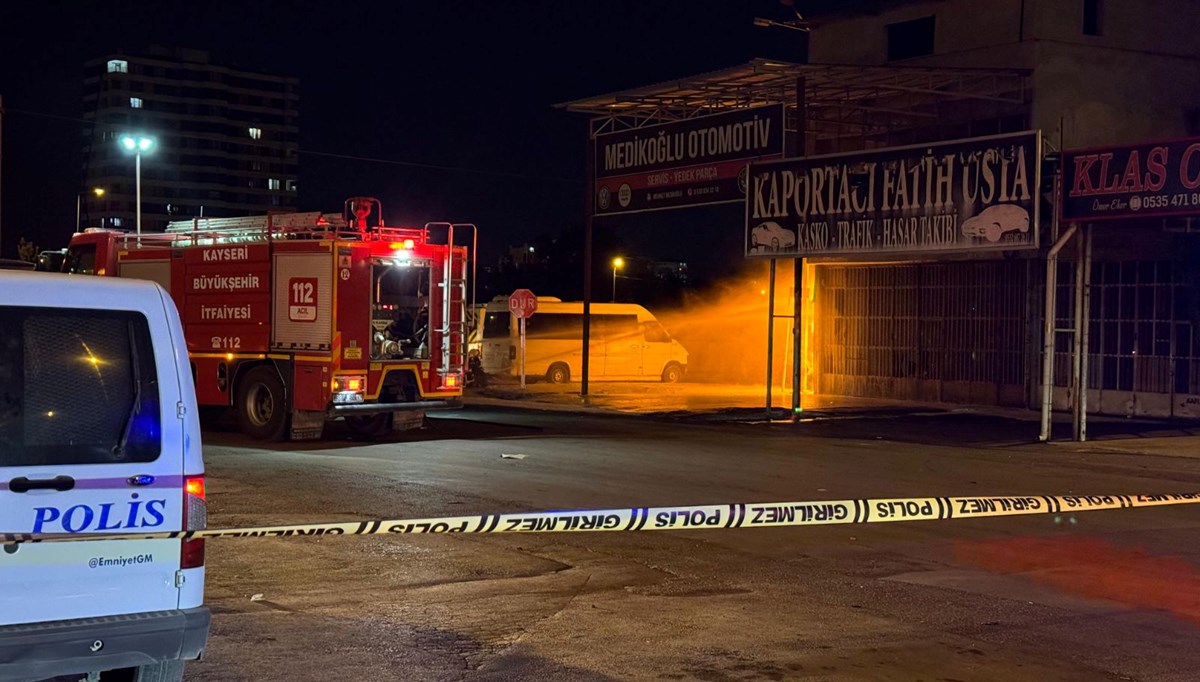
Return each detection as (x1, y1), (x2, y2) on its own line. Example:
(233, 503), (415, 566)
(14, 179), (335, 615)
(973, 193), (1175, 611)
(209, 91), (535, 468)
(661, 363), (684, 383)
(346, 413), (392, 439)
(236, 367), (289, 441)
(546, 363), (570, 384)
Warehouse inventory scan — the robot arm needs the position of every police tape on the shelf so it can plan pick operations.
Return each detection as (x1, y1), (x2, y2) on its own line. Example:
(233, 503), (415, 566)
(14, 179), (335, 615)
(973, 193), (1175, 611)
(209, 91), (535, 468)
(5, 492), (1200, 545)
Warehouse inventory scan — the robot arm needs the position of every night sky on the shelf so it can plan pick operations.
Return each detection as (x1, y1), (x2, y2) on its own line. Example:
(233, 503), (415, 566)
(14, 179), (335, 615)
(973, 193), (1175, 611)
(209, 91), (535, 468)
(0, 0), (806, 277)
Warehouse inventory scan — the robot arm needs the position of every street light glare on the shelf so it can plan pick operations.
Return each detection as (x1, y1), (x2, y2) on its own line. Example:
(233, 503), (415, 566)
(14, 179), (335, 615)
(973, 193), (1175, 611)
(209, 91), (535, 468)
(613, 257), (624, 269)
(119, 135), (156, 154)
(93, 187), (105, 197)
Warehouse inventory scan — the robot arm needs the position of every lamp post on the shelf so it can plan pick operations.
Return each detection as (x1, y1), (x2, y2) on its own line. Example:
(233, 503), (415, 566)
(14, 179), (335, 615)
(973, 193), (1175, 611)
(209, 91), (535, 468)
(119, 134), (156, 241)
(611, 256), (624, 302)
(75, 187), (105, 231)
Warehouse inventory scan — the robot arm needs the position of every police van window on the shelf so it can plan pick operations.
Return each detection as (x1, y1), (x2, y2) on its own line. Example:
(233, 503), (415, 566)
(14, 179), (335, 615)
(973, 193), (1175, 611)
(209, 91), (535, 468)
(0, 307), (162, 466)
(483, 311), (512, 338)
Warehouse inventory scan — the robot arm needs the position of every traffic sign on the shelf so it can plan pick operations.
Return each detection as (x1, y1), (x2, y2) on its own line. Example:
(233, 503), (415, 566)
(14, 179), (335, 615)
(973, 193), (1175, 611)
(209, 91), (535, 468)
(509, 289), (537, 319)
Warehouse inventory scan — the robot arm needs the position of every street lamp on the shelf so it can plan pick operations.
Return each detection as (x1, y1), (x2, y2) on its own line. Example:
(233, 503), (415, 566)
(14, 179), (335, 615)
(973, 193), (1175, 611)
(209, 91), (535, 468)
(119, 134), (156, 240)
(75, 187), (105, 231)
(611, 256), (624, 302)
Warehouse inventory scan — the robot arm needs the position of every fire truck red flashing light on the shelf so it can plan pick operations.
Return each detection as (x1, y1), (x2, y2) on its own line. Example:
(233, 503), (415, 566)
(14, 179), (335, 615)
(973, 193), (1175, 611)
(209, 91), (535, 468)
(65, 197), (475, 441)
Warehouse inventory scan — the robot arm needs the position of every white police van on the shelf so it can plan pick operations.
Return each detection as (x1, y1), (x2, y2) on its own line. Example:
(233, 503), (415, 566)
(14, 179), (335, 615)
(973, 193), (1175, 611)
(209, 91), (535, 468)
(0, 272), (209, 681)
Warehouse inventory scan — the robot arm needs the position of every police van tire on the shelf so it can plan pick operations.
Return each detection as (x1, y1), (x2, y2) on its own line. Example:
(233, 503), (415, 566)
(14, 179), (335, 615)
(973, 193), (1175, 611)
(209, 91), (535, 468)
(130, 661), (186, 682)
(346, 413), (392, 439)
(236, 367), (289, 441)
(661, 363), (683, 383)
(546, 363), (570, 384)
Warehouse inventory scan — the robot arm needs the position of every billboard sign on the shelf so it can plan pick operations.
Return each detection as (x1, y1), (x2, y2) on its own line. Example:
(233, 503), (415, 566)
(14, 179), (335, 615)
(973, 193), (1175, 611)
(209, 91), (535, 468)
(1062, 136), (1200, 222)
(744, 131), (1042, 258)
(594, 105), (785, 216)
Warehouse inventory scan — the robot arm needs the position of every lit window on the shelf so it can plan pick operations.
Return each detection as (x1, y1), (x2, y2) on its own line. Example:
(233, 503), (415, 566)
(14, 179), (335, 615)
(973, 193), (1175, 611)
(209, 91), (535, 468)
(286, 179), (297, 192)
(249, 127), (262, 140)
(111, 217), (123, 227)
(268, 178), (281, 190)
(107, 59), (128, 74)
(130, 97), (143, 109)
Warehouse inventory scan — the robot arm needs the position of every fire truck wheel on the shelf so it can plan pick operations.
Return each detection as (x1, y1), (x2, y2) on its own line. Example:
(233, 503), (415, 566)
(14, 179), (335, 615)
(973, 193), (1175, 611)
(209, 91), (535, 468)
(236, 367), (289, 441)
(346, 413), (392, 439)
(661, 363), (684, 383)
(546, 363), (570, 384)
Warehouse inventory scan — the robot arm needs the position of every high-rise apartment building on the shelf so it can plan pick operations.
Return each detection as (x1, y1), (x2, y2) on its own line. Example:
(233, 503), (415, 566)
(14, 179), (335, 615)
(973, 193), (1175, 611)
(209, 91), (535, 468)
(80, 47), (298, 231)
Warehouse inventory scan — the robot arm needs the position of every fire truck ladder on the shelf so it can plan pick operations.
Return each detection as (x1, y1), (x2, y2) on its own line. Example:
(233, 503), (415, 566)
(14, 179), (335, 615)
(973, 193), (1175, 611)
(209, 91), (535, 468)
(426, 223), (477, 383)
(164, 212), (348, 243)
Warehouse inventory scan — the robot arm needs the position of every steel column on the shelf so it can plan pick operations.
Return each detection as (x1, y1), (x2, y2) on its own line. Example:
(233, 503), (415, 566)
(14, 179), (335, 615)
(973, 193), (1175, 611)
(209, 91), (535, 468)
(581, 126), (594, 398)
(1039, 222), (1077, 442)
(766, 259), (777, 420)
(792, 77), (806, 416)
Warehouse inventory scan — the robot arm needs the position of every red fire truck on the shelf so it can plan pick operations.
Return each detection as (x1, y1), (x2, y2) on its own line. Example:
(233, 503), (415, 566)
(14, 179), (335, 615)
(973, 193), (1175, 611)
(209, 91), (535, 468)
(65, 197), (473, 441)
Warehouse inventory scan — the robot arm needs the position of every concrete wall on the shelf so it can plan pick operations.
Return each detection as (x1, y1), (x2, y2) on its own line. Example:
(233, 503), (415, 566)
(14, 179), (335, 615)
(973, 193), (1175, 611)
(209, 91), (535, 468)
(807, 0), (1200, 146)
(808, 0), (1032, 68)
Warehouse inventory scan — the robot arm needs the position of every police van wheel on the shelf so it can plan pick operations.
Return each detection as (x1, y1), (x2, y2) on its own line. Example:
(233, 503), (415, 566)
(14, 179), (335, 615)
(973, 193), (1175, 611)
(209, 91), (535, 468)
(237, 367), (288, 441)
(546, 363), (570, 384)
(346, 413), (391, 439)
(661, 363), (683, 383)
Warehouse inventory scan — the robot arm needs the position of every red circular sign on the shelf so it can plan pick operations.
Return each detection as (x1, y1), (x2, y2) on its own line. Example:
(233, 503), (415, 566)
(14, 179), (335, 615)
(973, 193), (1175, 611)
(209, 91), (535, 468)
(508, 289), (538, 319)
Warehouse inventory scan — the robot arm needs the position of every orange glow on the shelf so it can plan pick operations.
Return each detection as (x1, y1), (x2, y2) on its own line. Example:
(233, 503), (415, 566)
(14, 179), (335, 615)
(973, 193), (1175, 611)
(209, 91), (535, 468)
(443, 374), (459, 388)
(658, 261), (808, 388)
(185, 476), (206, 502)
(389, 239), (415, 250)
(958, 536), (1200, 625)
(346, 377), (363, 391)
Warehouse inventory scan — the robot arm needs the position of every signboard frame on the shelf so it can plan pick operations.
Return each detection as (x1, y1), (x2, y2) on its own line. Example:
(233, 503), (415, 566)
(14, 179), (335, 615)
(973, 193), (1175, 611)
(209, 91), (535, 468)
(593, 105), (786, 217)
(743, 130), (1043, 259)
(1061, 135), (1200, 223)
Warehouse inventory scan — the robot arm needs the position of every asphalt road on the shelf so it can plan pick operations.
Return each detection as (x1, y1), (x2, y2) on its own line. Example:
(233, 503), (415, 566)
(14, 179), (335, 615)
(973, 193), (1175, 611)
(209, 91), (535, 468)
(187, 407), (1200, 681)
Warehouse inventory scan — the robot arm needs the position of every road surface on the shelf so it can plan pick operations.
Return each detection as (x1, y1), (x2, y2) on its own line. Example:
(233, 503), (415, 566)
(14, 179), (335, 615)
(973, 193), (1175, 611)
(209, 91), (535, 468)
(187, 407), (1200, 681)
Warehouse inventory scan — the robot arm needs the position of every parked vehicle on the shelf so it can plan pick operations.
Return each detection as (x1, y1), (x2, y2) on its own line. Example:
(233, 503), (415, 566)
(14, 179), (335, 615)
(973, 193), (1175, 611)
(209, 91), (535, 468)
(64, 197), (475, 440)
(478, 297), (688, 383)
(0, 271), (209, 682)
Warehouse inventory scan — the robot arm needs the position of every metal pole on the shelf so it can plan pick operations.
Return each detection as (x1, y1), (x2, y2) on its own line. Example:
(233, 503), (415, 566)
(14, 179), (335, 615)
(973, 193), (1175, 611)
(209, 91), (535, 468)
(791, 77), (807, 416)
(76, 194), (82, 232)
(520, 315), (527, 391)
(581, 125), (595, 398)
(1078, 225), (1093, 441)
(135, 151), (142, 244)
(1071, 226), (1084, 440)
(612, 266), (617, 302)
(793, 258), (804, 414)
(1038, 223), (1077, 442)
(766, 259), (777, 420)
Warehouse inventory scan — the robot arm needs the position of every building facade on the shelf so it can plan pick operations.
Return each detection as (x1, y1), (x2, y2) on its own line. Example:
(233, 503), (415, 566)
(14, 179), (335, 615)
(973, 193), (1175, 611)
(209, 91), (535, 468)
(79, 47), (298, 232)
(802, 0), (1200, 419)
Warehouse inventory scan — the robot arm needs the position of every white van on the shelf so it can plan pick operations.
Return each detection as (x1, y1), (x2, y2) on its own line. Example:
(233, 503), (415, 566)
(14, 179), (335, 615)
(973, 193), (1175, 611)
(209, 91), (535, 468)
(479, 297), (688, 383)
(0, 272), (209, 682)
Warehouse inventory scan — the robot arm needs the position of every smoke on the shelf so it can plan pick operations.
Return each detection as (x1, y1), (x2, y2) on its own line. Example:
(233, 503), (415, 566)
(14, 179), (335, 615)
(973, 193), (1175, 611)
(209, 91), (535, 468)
(656, 260), (799, 385)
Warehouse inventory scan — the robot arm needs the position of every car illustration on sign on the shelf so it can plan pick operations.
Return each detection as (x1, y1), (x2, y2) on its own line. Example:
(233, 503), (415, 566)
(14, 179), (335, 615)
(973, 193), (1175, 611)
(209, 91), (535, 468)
(960, 204), (1030, 243)
(749, 221), (796, 253)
